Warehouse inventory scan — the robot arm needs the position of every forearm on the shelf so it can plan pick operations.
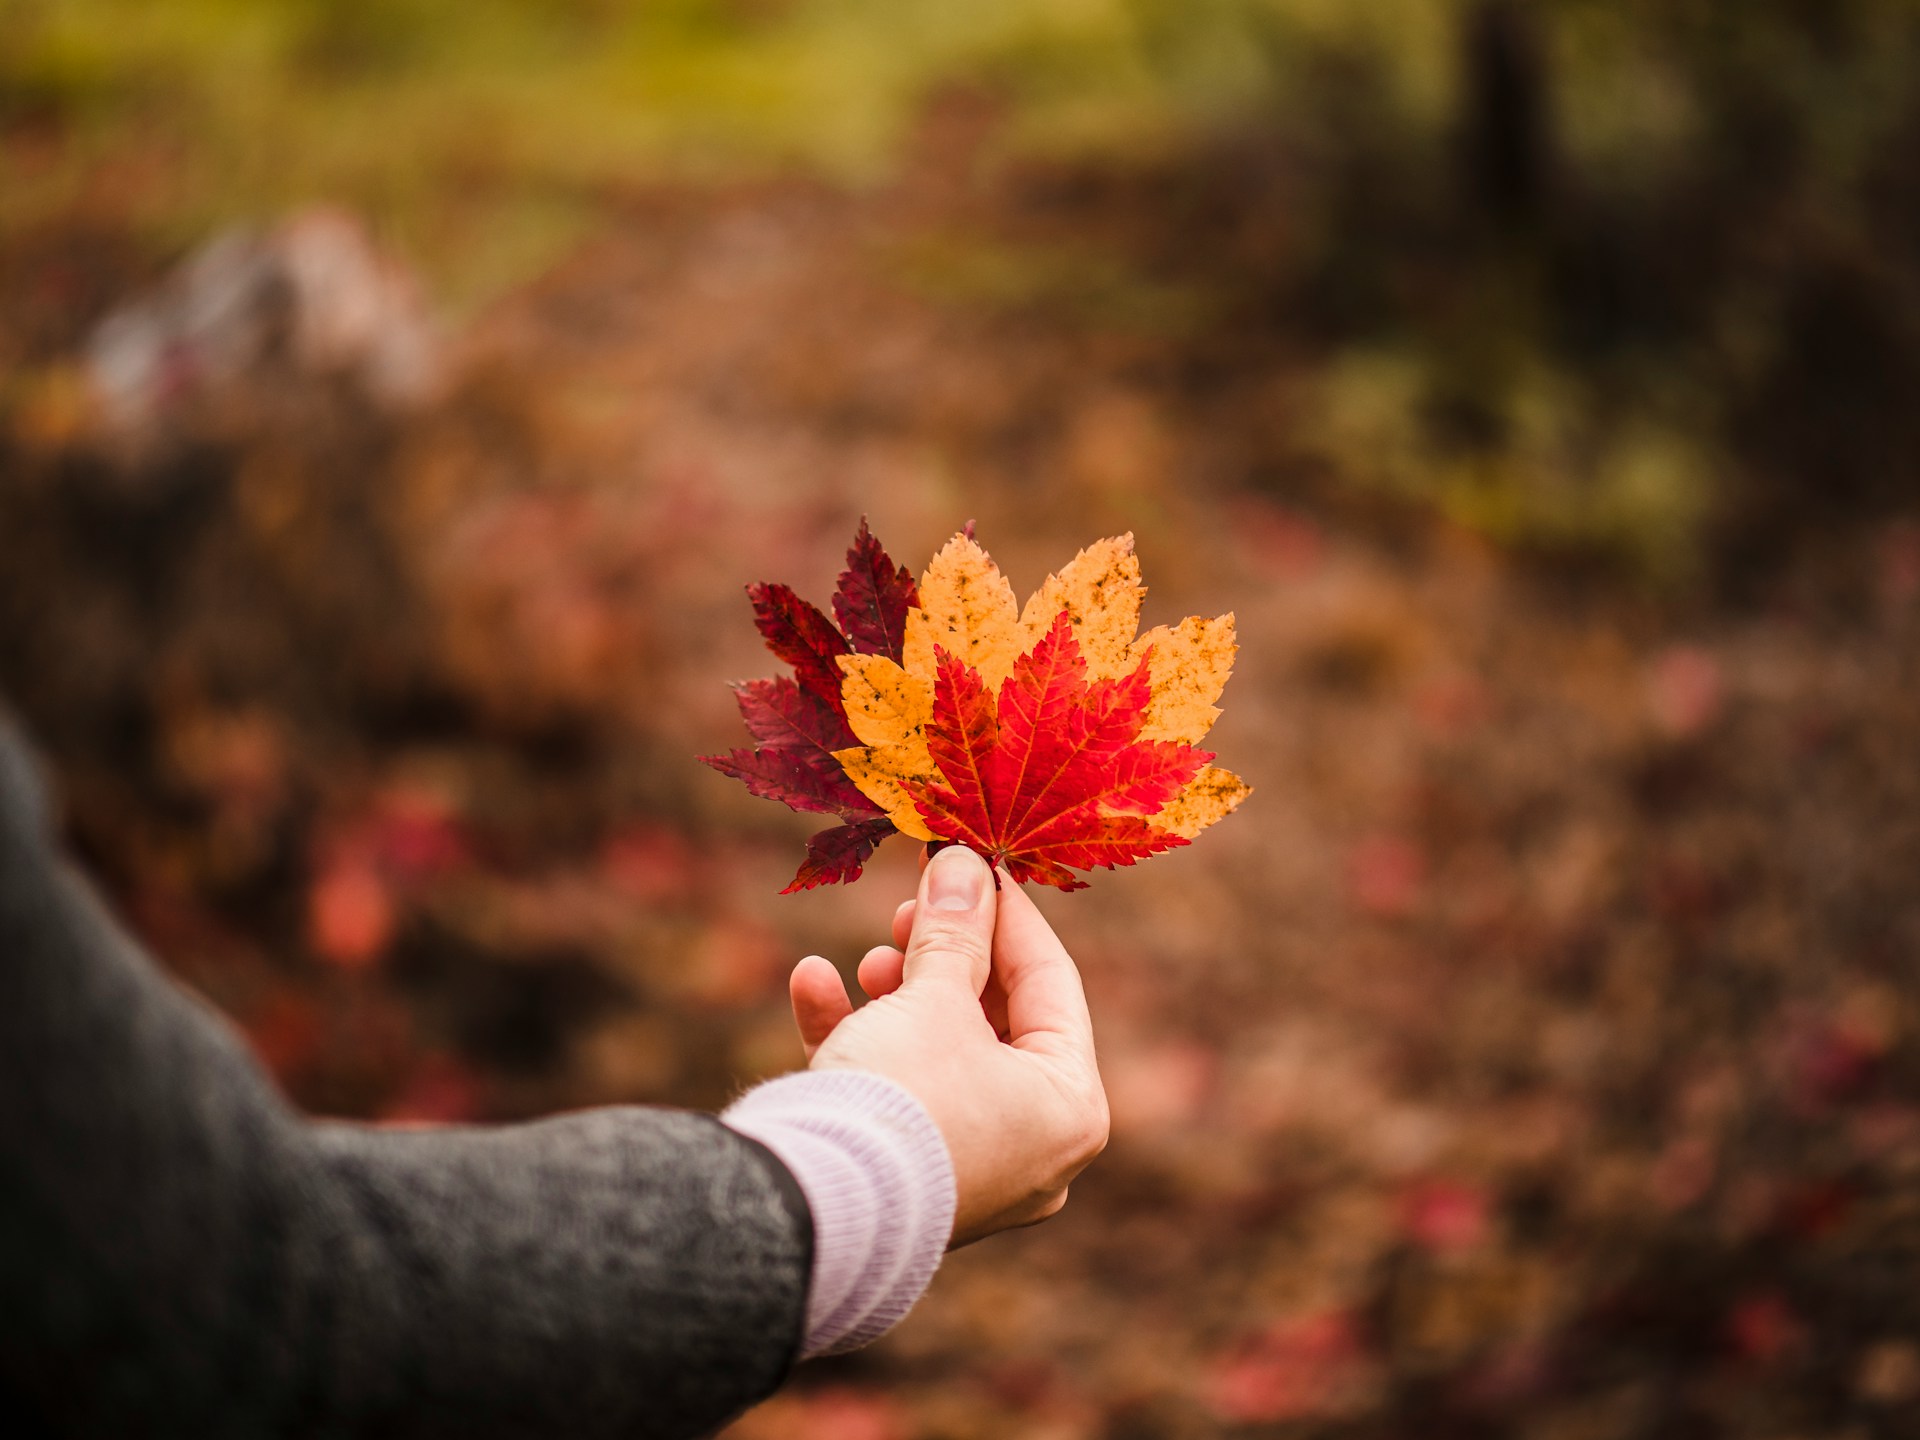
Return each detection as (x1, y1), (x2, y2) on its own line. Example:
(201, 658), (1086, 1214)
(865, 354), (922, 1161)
(297, 1110), (808, 1437)
(0, 721), (808, 1438)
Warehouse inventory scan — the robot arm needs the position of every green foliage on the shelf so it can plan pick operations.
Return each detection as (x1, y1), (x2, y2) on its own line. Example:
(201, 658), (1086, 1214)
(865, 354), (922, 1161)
(9, 0), (1918, 293)
(1300, 351), (1716, 582)
(8, 0), (1920, 571)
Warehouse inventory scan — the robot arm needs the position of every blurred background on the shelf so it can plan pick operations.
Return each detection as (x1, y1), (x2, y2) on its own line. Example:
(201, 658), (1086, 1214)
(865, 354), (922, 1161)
(4, 1), (1920, 1435)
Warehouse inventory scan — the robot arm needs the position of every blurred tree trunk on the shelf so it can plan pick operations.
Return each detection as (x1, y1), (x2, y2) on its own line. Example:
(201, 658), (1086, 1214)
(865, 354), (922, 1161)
(1460, 0), (1555, 234)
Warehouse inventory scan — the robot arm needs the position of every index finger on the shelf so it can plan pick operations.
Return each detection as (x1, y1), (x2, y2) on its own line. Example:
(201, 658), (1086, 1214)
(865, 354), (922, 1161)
(992, 875), (1096, 1063)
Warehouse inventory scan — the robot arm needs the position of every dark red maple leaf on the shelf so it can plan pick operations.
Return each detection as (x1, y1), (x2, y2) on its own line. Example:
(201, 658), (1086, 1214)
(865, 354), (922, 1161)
(701, 522), (919, 890)
(833, 518), (918, 664)
(902, 612), (1208, 890)
(748, 583), (853, 719)
(705, 675), (869, 814)
(784, 816), (897, 894)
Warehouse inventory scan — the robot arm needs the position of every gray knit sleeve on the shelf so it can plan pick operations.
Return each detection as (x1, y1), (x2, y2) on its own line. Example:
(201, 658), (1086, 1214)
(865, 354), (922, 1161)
(0, 719), (811, 1439)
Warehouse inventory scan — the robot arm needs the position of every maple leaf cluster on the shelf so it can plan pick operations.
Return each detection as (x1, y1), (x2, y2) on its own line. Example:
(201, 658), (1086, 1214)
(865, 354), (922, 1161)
(703, 523), (1249, 891)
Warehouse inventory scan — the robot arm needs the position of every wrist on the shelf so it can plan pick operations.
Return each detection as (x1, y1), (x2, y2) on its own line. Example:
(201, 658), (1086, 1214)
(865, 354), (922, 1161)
(723, 1069), (956, 1357)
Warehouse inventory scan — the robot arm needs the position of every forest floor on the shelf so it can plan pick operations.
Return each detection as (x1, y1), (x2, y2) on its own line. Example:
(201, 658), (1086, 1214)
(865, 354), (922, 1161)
(4, 108), (1920, 1439)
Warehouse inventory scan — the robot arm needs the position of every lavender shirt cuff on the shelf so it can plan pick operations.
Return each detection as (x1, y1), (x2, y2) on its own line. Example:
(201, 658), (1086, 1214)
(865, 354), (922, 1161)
(722, 1070), (956, 1358)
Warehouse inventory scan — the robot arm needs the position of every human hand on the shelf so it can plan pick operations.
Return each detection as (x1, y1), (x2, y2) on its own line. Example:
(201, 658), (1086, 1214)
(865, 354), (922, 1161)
(786, 846), (1110, 1247)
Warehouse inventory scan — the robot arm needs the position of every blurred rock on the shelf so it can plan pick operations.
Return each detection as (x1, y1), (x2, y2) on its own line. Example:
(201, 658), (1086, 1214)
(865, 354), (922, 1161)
(86, 208), (439, 451)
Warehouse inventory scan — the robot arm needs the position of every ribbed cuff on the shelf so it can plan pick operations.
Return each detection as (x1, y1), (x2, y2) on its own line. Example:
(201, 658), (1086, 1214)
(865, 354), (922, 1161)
(722, 1070), (957, 1358)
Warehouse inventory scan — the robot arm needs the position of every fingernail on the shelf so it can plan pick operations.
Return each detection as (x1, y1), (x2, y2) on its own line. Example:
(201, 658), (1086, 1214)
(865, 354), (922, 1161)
(926, 846), (986, 912)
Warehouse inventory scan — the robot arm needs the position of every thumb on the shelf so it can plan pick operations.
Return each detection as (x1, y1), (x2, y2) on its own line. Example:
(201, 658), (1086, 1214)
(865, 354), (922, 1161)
(902, 845), (996, 996)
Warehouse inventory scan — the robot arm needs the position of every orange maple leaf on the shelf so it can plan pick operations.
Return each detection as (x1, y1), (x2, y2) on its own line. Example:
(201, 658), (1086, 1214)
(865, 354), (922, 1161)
(835, 530), (1249, 853)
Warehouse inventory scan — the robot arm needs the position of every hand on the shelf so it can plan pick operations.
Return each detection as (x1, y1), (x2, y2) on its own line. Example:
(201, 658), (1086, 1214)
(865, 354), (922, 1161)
(787, 846), (1110, 1247)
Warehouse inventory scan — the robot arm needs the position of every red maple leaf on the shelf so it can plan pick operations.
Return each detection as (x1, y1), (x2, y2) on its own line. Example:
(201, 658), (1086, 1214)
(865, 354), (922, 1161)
(701, 521), (919, 891)
(902, 612), (1208, 890)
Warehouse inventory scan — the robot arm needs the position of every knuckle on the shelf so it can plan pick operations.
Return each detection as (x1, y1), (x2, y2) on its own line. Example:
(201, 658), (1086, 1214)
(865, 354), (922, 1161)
(1085, 1101), (1111, 1160)
(910, 913), (990, 961)
(1034, 1071), (1110, 1174)
(1061, 1075), (1110, 1164)
(907, 931), (991, 990)
(1072, 1107), (1109, 1166)
(1043, 1106), (1106, 1179)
